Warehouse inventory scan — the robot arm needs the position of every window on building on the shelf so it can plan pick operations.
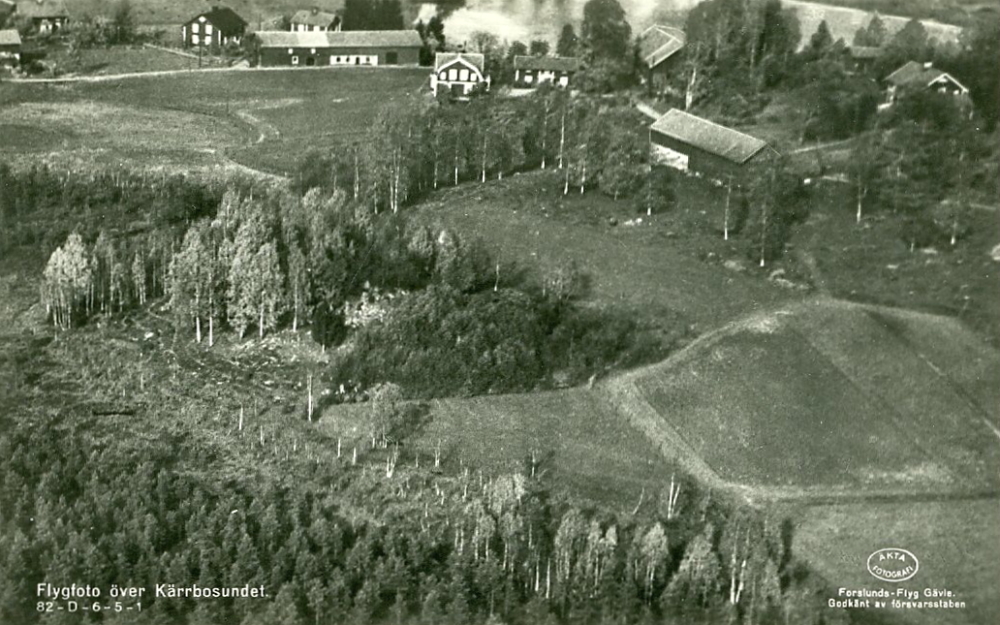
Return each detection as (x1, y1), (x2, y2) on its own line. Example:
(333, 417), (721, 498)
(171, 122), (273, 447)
(459, 68), (469, 81)
(192, 23), (200, 33)
(288, 48), (294, 54)
(192, 34), (200, 45)
(386, 51), (398, 64)
(311, 48), (316, 54)
(439, 72), (446, 81)
(525, 74), (533, 83)
(206, 24), (213, 35)
(292, 56), (299, 65)
(448, 68), (457, 80)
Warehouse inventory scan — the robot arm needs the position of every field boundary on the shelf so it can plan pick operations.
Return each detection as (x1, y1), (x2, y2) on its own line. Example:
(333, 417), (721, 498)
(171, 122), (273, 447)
(7, 64), (432, 85)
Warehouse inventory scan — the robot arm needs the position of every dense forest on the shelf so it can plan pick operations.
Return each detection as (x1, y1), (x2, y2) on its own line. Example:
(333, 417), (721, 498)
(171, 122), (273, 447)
(0, 394), (839, 625)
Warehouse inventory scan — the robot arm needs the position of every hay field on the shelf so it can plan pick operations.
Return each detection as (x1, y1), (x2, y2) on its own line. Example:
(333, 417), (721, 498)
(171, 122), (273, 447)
(793, 498), (1000, 625)
(614, 299), (1000, 495)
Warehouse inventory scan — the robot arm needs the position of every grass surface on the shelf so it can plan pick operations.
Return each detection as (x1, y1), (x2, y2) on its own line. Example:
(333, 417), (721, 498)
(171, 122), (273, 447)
(792, 498), (1000, 625)
(618, 299), (1000, 494)
(0, 68), (429, 174)
(322, 388), (676, 511)
(414, 171), (802, 334)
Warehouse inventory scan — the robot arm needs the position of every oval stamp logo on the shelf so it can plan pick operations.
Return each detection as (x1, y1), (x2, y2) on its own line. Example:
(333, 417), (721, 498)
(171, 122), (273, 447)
(867, 548), (919, 583)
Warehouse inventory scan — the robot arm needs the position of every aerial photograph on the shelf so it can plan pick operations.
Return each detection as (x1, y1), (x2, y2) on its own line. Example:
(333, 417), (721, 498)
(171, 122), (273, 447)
(0, 0), (997, 623)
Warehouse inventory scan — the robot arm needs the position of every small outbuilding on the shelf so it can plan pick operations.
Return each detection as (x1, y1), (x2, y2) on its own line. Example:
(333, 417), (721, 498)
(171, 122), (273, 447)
(0, 28), (21, 67)
(638, 25), (686, 91)
(431, 52), (490, 99)
(14, 0), (69, 34)
(650, 109), (778, 180)
(291, 7), (341, 32)
(182, 6), (248, 48)
(252, 30), (422, 67)
(512, 55), (580, 88)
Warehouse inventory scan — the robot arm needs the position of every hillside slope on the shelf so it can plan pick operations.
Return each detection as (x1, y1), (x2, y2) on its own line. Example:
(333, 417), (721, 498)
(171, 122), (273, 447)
(322, 298), (1000, 505)
(608, 299), (1000, 498)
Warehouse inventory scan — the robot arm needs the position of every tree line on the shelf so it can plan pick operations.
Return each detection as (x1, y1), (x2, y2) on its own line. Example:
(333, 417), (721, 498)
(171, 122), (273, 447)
(0, 408), (842, 625)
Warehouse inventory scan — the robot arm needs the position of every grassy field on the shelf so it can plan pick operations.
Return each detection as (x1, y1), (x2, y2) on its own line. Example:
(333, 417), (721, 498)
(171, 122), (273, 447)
(788, 180), (1000, 347)
(792, 498), (1000, 625)
(320, 298), (1000, 506)
(415, 171), (804, 335)
(0, 68), (429, 174)
(321, 388), (677, 511)
(617, 299), (1000, 494)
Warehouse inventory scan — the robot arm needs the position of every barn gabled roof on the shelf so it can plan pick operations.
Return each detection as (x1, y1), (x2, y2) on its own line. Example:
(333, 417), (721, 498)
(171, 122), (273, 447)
(513, 55), (580, 72)
(885, 60), (968, 92)
(651, 109), (771, 165)
(0, 28), (21, 45)
(291, 9), (340, 28)
(255, 29), (422, 48)
(639, 25), (686, 69)
(434, 52), (485, 74)
(187, 6), (248, 33)
(15, 0), (68, 19)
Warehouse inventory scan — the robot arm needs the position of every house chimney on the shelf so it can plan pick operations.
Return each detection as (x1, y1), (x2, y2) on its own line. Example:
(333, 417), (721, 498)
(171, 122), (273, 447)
(923, 61), (933, 69)
(311, 6), (319, 14)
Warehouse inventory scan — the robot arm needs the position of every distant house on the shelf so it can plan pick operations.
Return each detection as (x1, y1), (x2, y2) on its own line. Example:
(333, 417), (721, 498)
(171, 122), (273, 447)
(0, 28), (20, 67)
(291, 7), (341, 32)
(182, 6), (248, 48)
(513, 55), (580, 88)
(638, 25), (686, 91)
(15, 0), (69, 34)
(650, 109), (778, 180)
(252, 30), (422, 67)
(431, 52), (489, 99)
(0, 0), (15, 25)
(882, 60), (969, 109)
(848, 45), (882, 72)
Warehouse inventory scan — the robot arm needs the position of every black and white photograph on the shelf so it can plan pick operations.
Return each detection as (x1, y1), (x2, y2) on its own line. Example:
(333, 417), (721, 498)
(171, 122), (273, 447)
(0, 0), (997, 624)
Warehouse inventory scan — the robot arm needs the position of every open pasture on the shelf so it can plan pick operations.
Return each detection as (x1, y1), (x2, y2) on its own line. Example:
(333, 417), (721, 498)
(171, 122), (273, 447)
(617, 299), (1000, 495)
(321, 388), (676, 512)
(415, 171), (802, 333)
(0, 68), (429, 174)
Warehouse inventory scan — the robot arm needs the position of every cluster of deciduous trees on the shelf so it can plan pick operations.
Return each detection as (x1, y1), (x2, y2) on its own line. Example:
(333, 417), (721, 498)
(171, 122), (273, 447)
(36, 171), (663, 397)
(846, 96), (997, 248)
(298, 91), (653, 211)
(0, 410), (838, 625)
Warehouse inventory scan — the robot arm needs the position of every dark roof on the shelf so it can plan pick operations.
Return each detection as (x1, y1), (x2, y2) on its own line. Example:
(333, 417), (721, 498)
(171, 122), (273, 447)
(291, 9), (340, 27)
(650, 109), (771, 164)
(15, 0), (68, 19)
(513, 55), (580, 72)
(254, 30), (422, 48)
(0, 28), (21, 45)
(434, 52), (485, 73)
(639, 25), (685, 69)
(885, 60), (968, 92)
(187, 6), (248, 33)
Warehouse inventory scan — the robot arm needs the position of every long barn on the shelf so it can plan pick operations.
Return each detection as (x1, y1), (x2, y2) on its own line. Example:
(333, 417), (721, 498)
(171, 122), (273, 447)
(252, 30), (422, 67)
(650, 109), (777, 180)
